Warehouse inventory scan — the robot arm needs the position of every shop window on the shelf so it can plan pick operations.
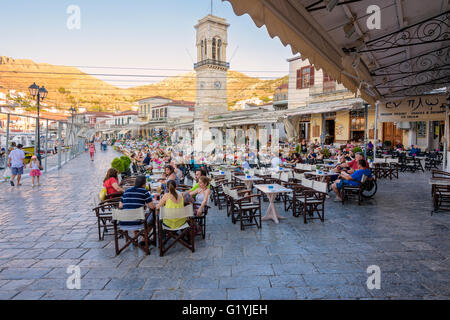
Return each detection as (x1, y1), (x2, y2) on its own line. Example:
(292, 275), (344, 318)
(350, 110), (365, 131)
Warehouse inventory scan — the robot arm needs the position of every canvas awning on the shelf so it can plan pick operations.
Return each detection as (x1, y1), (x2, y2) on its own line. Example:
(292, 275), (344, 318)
(225, 0), (449, 104)
(284, 98), (364, 117)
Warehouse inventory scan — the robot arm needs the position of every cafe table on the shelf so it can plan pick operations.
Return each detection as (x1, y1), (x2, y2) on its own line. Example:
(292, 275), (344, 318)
(235, 175), (263, 191)
(254, 184), (292, 224)
(210, 171), (227, 178)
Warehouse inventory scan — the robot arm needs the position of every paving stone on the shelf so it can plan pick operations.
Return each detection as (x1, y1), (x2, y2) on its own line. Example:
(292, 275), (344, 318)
(259, 287), (297, 300)
(0, 149), (449, 300)
(84, 290), (121, 300)
(182, 289), (227, 300)
(118, 289), (154, 300)
(12, 290), (47, 300)
(227, 288), (261, 300)
(151, 289), (184, 300)
(0, 279), (34, 290)
(219, 276), (271, 289)
(105, 278), (146, 290)
(180, 277), (219, 289)
(41, 289), (90, 300)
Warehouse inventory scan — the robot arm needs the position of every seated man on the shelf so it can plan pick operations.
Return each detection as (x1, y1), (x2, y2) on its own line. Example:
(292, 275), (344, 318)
(339, 152), (369, 174)
(119, 175), (155, 246)
(331, 159), (372, 202)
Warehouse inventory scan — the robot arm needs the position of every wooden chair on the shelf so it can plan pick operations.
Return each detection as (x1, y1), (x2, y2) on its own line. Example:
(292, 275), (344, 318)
(158, 204), (195, 256)
(93, 202), (119, 240)
(112, 207), (156, 255)
(432, 184), (450, 215)
(193, 205), (210, 239)
(341, 175), (369, 205)
(297, 179), (326, 223)
(228, 188), (262, 230)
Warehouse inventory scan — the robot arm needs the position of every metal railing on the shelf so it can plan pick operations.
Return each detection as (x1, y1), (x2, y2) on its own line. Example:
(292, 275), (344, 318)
(0, 111), (87, 179)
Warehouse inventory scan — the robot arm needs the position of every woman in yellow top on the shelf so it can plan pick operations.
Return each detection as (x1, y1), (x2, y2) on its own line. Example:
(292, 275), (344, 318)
(156, 180), (186, 229)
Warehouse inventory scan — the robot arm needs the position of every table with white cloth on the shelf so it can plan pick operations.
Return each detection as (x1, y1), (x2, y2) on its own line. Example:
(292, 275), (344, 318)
(235, 175), (263, 191)
(254, 184), (292, 224)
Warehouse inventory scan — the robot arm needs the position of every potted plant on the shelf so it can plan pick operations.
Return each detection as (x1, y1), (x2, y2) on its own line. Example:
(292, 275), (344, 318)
(322, 148), (331, 158)
(352, 147), (363, 154)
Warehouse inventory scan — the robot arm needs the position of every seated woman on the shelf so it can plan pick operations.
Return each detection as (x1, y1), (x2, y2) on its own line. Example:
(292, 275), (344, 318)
(183, 176), (211, 217)
(103, 168), (125, 198)
(156, 180), (186, 229)
(306, 149), (316, 164)
(316, 150), (324, 161)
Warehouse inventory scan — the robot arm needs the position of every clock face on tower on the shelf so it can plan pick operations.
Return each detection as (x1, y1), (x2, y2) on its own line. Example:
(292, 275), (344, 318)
(214, 81), (222, 89)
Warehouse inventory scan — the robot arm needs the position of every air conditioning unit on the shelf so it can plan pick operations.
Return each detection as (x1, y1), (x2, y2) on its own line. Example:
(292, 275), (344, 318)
(395, 122), (411, 130)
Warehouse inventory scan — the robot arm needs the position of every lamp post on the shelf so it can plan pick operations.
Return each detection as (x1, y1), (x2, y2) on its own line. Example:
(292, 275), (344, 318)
(28, 83), (48, 163)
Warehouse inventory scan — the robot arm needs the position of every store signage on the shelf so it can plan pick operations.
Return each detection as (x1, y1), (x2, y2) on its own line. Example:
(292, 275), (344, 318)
(379, 95), (448, 122)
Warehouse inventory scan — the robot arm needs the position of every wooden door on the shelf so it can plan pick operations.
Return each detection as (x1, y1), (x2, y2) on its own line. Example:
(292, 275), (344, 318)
(382, 123), (402, 146)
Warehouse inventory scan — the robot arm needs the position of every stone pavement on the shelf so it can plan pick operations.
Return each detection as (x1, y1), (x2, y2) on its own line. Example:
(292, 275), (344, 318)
(0, 146), (449, 300)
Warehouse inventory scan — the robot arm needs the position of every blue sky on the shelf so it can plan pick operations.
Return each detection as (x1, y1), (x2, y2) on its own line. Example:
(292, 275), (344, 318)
(0, 0), (294, 87)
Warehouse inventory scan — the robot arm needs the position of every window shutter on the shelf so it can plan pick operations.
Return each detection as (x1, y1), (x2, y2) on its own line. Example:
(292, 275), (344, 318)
(296, 69), (301, 89)
(309, 66), (315, 87)
(313, 125), (320, 137)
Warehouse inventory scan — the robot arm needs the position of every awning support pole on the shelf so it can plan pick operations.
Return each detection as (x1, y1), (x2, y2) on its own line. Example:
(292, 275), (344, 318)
(444, 95), (449, 171)
(321, 113), (325, 148)
(374, 101), (379, 160)
(58, 121), (62, 169)
(6, 114), (10, 156)
(44, 119), (48, 173)
(364, 103), (369, 159)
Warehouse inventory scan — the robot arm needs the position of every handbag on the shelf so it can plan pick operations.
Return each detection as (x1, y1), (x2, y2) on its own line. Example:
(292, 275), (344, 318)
(99, 187), (107, 201)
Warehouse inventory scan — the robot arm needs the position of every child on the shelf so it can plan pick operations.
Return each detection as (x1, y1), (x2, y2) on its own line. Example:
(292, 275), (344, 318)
(89, 142), (96, 161)
(29, 155), (41, 187)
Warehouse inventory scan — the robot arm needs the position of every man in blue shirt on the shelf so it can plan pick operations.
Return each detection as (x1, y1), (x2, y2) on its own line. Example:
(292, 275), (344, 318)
(119, 175), (154, 244)
(332, 159), (372, 202)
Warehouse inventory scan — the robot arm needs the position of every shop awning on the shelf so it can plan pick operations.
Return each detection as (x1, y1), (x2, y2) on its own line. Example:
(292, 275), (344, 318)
(284, 98), (364, 117)
(225, 0), (449, 103)
(119, 129), (131, 135)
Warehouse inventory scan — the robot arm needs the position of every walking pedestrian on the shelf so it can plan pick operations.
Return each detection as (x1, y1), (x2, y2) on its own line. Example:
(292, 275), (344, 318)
(8, 143), (25, 186)
(29, 155), (42, 187)
(89, 142), (96, 161)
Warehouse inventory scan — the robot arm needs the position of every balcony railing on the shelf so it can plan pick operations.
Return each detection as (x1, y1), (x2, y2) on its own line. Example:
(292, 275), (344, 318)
(194, 59), (230, 69)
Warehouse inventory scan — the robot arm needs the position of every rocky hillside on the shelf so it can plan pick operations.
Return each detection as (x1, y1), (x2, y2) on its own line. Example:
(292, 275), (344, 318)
(0, 56), (287, 111)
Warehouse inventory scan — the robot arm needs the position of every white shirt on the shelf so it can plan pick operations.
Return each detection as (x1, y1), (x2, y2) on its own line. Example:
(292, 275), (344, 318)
(271, 157), (281, 168)
(9, 149), (25, 168)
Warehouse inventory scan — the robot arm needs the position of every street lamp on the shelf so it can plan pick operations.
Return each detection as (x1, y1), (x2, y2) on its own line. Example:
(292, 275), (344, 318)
(28, 82), (48, 163)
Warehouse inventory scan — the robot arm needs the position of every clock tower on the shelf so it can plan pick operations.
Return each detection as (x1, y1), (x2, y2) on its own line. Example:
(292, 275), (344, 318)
(193, 14), (229, 153)
(194, 14), (229, 114)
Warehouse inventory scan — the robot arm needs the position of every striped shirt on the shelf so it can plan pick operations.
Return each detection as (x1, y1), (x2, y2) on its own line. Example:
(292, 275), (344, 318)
(119, 187), (153, 226)
(121, 187), (153, 209)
